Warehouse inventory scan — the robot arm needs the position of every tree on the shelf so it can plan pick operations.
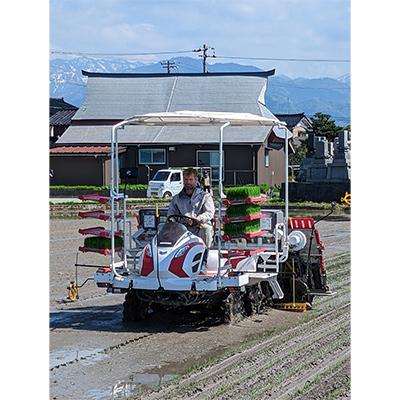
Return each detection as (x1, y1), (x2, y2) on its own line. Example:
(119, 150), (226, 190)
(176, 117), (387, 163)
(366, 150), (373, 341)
(289, 141), (307, 165)
(310, 112), (342, 141)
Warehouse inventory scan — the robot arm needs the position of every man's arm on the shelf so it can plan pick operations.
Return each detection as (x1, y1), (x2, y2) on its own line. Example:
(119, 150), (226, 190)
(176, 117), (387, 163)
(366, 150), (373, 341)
(196, 194), (215, 224)
(167, 196), (180, 217)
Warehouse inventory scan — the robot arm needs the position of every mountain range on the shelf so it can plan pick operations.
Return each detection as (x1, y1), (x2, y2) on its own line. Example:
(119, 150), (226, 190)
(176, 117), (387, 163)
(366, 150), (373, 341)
(50, 56), (350, 126)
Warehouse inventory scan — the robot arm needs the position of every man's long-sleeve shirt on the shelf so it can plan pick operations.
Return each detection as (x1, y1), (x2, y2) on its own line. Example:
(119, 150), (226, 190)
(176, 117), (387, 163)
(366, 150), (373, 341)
(167, 187), (215, 226)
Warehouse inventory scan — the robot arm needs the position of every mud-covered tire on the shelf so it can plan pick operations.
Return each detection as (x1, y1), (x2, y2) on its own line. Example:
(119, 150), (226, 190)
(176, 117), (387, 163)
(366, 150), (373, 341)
(221, 291), (244, 324)
(243, 284), (264, 316)
(150, 302), (168, 313)
(123, 289), (149, 322)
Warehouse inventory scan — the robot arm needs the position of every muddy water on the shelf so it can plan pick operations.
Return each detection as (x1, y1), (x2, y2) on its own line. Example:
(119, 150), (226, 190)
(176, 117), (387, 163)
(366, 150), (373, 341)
(50, 218), (350, 400)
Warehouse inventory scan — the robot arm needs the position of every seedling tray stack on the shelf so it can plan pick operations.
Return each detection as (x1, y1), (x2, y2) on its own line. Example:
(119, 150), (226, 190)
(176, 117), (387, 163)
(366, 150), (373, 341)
(222, 186), (266, 240)
(78, 193), (124, 255)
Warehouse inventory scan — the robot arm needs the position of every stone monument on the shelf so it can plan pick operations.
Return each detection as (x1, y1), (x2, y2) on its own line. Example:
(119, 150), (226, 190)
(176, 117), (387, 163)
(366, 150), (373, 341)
(287, 130), (351, 202)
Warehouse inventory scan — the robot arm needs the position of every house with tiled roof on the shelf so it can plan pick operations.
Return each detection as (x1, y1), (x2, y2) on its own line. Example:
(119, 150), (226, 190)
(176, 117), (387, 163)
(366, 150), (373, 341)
(274, 113), (313, 145)
(49, 109), (78, 145)
(51, 71), (293, 186)
(50, 97), (77, 116)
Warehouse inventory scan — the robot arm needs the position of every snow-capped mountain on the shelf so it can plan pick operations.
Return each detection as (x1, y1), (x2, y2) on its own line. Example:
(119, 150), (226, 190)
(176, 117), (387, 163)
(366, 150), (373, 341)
(336, 73), (351, 85)
(50, 56), (350, 126)
(50, 57), (148, 105)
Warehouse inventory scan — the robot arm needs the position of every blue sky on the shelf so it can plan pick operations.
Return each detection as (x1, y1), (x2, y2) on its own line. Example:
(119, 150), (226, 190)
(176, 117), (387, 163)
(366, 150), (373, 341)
(50, 0), (350, 79)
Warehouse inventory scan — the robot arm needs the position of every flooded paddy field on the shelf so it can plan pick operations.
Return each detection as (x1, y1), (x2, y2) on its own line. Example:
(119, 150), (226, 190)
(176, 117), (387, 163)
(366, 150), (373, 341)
(50, 216), (350, 400)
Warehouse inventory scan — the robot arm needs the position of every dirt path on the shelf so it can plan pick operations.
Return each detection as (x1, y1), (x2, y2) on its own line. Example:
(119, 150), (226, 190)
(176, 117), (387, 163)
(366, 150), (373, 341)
(50, 219), (350, 400)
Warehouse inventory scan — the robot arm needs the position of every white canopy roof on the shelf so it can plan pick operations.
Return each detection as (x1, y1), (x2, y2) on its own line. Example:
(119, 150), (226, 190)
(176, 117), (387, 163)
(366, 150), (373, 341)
(123, 110), (287, 128)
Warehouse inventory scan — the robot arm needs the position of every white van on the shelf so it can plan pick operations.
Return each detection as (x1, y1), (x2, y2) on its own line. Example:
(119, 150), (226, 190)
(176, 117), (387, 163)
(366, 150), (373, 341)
(146, 169), (183, 199)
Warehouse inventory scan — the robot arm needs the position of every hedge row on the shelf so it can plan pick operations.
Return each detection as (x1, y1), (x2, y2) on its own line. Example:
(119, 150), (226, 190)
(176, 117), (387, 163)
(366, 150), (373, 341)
(50, 184), (148, 190)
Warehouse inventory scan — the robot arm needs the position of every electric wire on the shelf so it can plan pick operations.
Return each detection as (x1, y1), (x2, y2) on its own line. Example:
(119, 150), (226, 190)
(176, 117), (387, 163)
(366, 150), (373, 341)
(50, 49), (350, 63)
(215, 55), (350, 63)
(50, 50), (195, 57)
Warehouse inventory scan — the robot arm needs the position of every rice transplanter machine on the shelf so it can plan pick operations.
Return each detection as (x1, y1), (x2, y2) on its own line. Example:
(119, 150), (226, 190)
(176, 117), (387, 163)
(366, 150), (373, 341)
(75, 111), (335, 321)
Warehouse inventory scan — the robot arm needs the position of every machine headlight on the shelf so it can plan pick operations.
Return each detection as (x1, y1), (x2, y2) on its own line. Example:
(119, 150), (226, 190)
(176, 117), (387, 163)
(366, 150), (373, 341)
(174, 245), (189, 258)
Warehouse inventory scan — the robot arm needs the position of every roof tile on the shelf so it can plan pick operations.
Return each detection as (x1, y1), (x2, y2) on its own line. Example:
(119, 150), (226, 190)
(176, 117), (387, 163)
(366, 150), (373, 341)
(50, 146), (126, 154)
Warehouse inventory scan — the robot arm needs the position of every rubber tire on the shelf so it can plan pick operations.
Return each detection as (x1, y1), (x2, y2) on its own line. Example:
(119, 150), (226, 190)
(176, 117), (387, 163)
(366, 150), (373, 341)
(163, 191), (173, 199)
(123, 290), (149, 322)
(221, 291), (244, 324)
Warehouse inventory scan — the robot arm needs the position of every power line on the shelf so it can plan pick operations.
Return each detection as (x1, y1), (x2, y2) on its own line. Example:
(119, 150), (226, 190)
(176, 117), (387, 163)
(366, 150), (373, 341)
(215, 55), (350, 63)
(51, 49), (350, 64)
(50, 49), (194, 57)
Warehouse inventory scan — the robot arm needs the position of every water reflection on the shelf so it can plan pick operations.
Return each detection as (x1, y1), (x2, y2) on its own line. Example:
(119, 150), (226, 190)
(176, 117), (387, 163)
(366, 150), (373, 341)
(87, 373), (174, 400)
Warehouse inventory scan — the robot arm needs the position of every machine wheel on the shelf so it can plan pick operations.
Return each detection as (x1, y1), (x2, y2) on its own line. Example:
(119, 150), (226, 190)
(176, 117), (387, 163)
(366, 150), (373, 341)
(243, 284), (264, 316)
(163, 191), (173, 199)
(123, 289), (149, 322)
(150, 302), (168, 313)
(221, 290), (245, 323)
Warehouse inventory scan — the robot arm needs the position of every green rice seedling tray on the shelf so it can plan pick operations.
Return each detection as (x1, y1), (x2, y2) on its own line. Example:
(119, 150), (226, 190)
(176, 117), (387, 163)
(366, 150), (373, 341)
(225, 204), (261, 217)
(83, 235), (124, 250)
(225, 186), (261, 200)
(223, 220), (260, 236)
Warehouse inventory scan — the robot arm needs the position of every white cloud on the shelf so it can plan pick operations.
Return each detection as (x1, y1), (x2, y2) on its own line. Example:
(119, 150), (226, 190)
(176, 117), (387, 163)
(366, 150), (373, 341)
(50, 0), (350, 78)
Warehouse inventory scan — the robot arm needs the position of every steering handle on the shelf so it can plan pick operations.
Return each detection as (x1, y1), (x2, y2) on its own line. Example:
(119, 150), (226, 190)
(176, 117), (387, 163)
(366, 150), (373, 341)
(167, 214), (199, 227)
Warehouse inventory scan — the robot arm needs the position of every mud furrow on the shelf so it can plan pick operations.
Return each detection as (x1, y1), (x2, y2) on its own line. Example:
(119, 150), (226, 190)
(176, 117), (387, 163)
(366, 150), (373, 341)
(139, 303), (350, 400)
(138, 253), (350, 400)
(265, 348), (350, 400)
(191, 321), (349, 400)
(252, 342), (350, 399)
(201, 320), (350, 399)
(286, 352), (350, 400)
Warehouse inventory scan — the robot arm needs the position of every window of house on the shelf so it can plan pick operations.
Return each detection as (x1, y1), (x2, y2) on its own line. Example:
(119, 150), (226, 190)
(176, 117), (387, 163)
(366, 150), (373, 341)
(197, 150), (224, 181)
(138, 148), (166, 165)
(265, 149), (270, 167)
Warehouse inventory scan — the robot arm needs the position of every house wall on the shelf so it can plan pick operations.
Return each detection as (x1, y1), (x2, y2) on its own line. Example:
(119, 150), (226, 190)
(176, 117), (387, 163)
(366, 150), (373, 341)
(50, 156), (106, 185)
(49, 144), (285, 187)
(50, 126), (68, 144)
(121, 144), (257, 185)
(257, 145), (286, 186)
(292, 126), (307, 139)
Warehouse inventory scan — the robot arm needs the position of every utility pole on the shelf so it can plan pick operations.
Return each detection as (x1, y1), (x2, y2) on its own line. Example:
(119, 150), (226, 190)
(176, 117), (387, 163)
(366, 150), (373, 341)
(160, 60), (177, 74)
(193, 44), (216, 73)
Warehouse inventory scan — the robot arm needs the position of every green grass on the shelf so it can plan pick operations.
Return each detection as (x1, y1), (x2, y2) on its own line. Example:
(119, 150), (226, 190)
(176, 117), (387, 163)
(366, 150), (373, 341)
(223, 220), (260, 236)
(83, 236), (124, 249)
(225, 204), (261, 217)
(225, 186), (261, 200)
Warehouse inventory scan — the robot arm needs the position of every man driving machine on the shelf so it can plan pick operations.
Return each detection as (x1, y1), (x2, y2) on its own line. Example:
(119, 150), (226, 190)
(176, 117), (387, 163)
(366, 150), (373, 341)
(167, 168), (215, 247)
